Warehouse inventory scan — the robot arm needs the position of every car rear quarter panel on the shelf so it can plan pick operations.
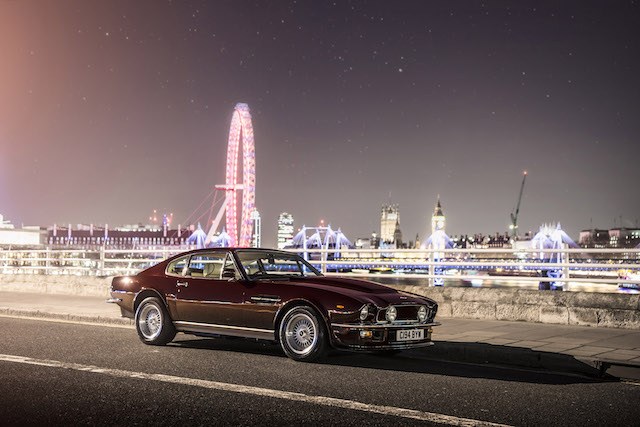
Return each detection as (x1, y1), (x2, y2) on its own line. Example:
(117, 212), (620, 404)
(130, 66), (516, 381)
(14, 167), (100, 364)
(111, 268), (176, 318)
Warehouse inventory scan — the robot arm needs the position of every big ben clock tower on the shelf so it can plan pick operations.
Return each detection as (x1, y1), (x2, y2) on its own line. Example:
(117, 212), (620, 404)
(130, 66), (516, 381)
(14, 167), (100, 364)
(431, 196), (445, 234)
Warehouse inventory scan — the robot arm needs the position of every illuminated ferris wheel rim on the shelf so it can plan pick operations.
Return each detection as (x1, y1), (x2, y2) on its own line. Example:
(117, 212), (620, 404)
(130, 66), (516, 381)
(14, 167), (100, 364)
(223, 103), (255, 247)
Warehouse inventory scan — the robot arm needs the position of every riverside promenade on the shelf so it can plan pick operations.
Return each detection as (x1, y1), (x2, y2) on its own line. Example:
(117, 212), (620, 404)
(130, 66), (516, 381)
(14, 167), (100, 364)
(1, 291), (639, 381)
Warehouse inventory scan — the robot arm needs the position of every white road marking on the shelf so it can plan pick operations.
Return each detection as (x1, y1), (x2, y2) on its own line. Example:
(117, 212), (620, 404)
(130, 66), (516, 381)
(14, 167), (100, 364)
(0, 353), (512, 427)
(0, 314), (133, 329)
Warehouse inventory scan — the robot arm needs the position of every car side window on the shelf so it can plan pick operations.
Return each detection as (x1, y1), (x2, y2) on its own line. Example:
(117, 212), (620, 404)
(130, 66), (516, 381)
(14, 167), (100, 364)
(222, 253), (242, 280)
(166, 256), (188, 276)
(262, 257), (301, 275)
(186, 252), (226, 279)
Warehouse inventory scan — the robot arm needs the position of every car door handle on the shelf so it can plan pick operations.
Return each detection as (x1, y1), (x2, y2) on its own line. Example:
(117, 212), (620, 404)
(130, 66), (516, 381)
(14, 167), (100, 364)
(176, 281), (189, 288)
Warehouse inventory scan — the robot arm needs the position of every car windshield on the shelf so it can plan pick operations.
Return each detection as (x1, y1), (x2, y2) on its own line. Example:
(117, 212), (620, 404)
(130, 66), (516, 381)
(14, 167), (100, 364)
(235, 250), (322, 279)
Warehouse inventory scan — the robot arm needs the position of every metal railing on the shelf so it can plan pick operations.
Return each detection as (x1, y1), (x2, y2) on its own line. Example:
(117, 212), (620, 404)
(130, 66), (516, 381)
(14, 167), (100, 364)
(293, 247), (640, 290)
(0, 247), (188, 276)
(0, 246), (638, 292)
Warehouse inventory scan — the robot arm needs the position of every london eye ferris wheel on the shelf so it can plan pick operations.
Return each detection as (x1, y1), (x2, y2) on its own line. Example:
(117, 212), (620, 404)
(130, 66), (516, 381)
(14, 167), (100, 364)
(205, 103), (256, 247)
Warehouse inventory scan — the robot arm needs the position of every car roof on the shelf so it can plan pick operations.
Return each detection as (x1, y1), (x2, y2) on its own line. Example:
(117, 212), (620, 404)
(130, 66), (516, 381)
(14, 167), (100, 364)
(174, 247), (297, 257)
(160, 247), (299, 266)
(191, 247), (293, 253)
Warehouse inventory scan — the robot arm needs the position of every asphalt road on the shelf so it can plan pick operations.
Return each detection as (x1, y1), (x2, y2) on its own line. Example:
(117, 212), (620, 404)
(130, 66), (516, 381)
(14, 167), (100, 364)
(0, 316), (638, 426)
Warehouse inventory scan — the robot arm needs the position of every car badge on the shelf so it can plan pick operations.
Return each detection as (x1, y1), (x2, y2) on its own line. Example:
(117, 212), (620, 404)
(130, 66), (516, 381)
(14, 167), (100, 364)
(399, 296), (407, 300)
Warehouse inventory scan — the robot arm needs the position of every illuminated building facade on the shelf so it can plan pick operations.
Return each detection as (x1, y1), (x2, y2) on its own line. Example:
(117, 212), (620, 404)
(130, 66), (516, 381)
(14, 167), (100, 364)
(250, 209), (261, 248)
(608, 228), (640, 248)
(380, 204), (399, 243)
(579, 227), (640, 248)
(277, 212), (294, 249)
(46, 223), (191, 248)
(578, 229), (610, 248)
(0, 214), (43, 246)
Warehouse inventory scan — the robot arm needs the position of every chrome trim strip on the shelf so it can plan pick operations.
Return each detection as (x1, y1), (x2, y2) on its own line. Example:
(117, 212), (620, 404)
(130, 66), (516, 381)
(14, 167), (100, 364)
(176, 299), (236, 305)
(174, 321), (275, 340)
(106, 298), (123, 303)
(340, 341), (435, 351)
(377, 319), (420, 325)
(250, 296), (281, 304)
(330, 322), (440, 330)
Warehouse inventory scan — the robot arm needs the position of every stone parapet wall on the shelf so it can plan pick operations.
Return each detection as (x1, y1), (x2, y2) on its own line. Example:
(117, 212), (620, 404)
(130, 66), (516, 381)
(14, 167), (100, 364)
(1, 275), (638, 329)
(390, 285), (640, 329)
(0, 274), (111, 297)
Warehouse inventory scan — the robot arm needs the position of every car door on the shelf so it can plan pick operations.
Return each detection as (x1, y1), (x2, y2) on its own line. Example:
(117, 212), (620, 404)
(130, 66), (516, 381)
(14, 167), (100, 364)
(173, 251), (245, 326)
(242, 279), (284, 330)
(238, 253), (296, 330)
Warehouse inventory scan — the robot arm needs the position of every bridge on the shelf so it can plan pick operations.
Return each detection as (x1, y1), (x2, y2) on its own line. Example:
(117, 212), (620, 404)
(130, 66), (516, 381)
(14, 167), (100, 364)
(1, 247), (638, 293)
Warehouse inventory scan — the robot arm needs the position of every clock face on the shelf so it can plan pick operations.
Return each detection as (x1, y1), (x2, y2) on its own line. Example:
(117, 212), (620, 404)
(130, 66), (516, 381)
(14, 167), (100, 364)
(437, 219), (444, 229)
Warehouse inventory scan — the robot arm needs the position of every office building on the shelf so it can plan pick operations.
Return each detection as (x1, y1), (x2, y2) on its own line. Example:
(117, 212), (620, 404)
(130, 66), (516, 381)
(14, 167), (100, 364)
(277, 212), (294, 249)
(250, 209), (262, 248)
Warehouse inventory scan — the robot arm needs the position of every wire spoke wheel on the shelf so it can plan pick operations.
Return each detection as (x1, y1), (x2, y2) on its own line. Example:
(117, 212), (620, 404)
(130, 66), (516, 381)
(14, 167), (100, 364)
(138, 303), (163, 340)
(284, 313), (317, 355)
(279, 306), (327, 361)
(135, 297), (176, 346)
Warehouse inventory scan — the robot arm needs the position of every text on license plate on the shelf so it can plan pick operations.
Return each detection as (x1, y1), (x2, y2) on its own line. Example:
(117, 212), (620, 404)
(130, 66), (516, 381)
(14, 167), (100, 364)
(396, 329), (424, 341)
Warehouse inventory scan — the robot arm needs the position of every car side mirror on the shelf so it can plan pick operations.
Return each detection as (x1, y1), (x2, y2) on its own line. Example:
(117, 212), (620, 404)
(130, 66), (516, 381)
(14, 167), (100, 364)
(222, 270), (236, 280)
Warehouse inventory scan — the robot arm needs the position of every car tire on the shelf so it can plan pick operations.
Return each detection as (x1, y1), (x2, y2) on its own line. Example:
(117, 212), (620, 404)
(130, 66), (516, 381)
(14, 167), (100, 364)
(135, 297), (176, 346)
(278, 306), (327, 362)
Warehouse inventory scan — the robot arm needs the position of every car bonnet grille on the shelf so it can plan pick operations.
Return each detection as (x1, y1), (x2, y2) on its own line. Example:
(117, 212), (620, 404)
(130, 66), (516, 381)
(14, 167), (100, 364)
(376, 304), (435, 324)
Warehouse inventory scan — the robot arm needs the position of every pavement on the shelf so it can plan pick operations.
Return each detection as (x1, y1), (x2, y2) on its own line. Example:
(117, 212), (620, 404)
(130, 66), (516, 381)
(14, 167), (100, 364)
(1, 291), (639, 380)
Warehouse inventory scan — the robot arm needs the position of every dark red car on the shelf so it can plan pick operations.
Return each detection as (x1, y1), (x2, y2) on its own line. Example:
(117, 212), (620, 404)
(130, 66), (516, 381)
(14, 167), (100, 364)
(108, 248), (439, 361)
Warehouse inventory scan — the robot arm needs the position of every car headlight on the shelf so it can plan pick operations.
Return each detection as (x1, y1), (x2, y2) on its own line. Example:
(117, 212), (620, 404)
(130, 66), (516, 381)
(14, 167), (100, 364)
(359, 305), (369, 321)
(385, 305), (397, 322)
(418, 305), (427, 322)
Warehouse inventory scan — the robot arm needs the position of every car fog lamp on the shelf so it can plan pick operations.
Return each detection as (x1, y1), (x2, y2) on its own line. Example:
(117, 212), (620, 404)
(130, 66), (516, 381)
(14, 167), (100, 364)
(418, 305), (428, 322)
(359, 330), (373, 339)
(359, 305), (369, 321)
(386, 305), (397, 322)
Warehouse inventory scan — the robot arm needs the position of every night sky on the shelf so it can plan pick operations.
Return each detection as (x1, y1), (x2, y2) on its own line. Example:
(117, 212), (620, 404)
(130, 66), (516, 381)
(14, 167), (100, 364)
(1, 1), (639, 247)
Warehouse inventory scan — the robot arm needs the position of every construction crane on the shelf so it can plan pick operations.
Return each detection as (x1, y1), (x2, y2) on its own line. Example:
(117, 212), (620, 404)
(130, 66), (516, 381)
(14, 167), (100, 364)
(509, 171), (527, 240)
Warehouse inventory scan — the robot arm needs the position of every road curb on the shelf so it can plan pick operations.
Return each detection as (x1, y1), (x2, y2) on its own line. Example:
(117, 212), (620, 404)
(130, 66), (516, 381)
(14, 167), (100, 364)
(0, 308), (134, 327)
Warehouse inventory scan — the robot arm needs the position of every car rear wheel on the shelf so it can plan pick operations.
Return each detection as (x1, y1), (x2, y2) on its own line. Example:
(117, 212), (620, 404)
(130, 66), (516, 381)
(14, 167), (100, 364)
(279, 306), (327, 361)
(135, 297), (176, 345)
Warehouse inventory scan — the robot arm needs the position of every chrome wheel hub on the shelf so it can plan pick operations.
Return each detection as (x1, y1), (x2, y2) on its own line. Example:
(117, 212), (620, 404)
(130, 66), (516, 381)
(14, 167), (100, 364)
(284, 313), (317, 355)
(139, 304), (162, 340)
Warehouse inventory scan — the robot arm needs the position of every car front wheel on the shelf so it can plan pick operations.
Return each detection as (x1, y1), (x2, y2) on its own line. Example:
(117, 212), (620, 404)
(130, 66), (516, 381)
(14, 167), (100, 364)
(135, 297), (176, 345)
(279, 306), (327, 361)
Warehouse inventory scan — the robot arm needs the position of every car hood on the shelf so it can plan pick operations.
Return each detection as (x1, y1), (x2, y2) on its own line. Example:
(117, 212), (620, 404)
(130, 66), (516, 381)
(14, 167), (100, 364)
(288, 276), (434, 307)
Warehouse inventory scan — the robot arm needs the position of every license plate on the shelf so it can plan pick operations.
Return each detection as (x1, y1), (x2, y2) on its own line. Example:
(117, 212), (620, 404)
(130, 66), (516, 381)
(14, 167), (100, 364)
(396, 329), (424, 341)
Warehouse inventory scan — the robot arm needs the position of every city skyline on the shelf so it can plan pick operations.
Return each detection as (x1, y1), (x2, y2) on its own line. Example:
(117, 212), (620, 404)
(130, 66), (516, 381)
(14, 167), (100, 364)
(1, 1), (639, 248)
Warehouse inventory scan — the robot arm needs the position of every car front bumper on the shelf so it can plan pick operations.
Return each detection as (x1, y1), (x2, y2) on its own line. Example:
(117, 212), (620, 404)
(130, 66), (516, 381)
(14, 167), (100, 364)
(329, 321), (440, 351)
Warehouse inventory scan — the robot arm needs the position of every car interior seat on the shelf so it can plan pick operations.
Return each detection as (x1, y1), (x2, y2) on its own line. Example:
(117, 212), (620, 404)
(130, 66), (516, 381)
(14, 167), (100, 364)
(203, 262), (223, 278)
